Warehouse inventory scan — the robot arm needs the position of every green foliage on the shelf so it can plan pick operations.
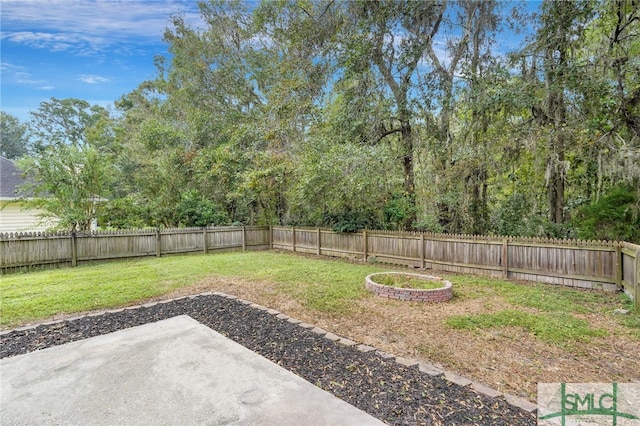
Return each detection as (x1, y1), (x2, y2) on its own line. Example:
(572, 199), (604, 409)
(492, 193), (575, 239)
(383, 193), (416, 230)
(414, 215), (444, 233)
(289, 136), (401, 230)
(28, 98), (111, 150)
(97, 197), (150, 229)
(17, 144), (114, 231)
(0, 112), (28, 159)
(573, 185), (640, 242)
(17, 98), (117, 232)
(446, 310), (606, 346)
(325, 209), (376, 233)
(15, 3), (639, 241)
(176, 190), (229, 227)
(238, 152), (291, 226)
(493, 193), (536, 237)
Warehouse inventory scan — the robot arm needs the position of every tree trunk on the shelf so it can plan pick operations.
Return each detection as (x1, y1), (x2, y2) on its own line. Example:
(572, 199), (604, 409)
(546, 90), (566, 224)
(401, 120), (416, 230)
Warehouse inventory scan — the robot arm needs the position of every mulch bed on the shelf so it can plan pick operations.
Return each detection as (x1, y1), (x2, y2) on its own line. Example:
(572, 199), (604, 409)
(0, 293), (536, 425)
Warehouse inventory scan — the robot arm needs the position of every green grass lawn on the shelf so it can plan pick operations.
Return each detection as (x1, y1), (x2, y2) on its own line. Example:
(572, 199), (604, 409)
(446, 274), (639, 344)
(1, 250), (637, 346)
(0, 251), (391, 328)
(445, 309), (607, 345)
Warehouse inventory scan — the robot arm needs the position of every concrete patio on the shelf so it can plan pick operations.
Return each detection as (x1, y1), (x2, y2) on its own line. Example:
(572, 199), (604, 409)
(1, 315), (384, 425)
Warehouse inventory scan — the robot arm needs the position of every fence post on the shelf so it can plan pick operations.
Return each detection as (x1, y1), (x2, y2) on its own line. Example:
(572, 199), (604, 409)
(420, 232), (425, 269)
(292, 227), (296, 252)
(317, 228), (321, 255)
(615, 244), (622, 289)
(363, 230), (368, 261)
(502, 238), (509, 279)
(242, 226), (246, 252)
(203, 227), (208, 254)
(71, 231), (78, 267)
(635, 250), (640, 313)
(155, 228), (161, 258)
(269, 225), (273, 249)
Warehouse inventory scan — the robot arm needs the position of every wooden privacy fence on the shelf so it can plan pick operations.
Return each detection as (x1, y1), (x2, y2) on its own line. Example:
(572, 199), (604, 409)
(271, 227), (640, 312)
(0, 226), (270, 273)
(1, 225), (638, 311)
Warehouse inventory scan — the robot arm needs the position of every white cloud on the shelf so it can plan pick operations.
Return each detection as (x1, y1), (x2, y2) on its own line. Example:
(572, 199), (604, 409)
(0, 0), (203, 56)
(16, 77), (46, 85)
(0, 31), (105, 54)
(1, 62), (24, 72)
(10, 70), (46, 85)
(39, 86), (55, 90)
(77, 75), (110, 84)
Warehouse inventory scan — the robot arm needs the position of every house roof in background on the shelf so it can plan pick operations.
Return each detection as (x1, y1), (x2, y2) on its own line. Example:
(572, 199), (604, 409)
(0, 156), (28, 200)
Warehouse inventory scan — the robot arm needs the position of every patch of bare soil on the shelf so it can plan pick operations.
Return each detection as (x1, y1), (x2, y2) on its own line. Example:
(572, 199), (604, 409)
(162, 273), (640, 403)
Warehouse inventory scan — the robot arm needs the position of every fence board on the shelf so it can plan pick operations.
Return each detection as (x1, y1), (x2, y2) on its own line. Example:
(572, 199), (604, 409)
(321, 231), (363, 257)
(294, 228), (318, 251)
(272, 227), (292, 248)
(207, 228), (242, 250)
(0, 234), (71, 270)
(78, 232), (156, 261)
(0, 227), (270, 273)
(245, 227), (270, 249)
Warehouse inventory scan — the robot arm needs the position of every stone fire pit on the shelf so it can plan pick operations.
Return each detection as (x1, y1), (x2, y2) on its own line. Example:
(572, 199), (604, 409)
(365, 272), (453, 302)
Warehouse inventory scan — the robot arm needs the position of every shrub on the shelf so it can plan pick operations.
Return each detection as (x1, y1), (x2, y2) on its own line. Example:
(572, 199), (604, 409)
(573, 185), (640, 242)
(325, 209), (377, 233)
(176, 190), (230, 227)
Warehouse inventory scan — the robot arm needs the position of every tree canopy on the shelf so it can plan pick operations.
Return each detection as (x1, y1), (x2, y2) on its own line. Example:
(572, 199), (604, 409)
(15, 98), (116, 231)
(10, 0), (640, 242)
(0, 112), (28, 159)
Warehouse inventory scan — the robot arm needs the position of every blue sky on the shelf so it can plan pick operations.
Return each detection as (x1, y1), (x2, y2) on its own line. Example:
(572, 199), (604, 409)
(1, 0), (204, 122)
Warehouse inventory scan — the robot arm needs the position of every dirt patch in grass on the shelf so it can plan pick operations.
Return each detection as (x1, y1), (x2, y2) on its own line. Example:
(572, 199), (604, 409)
(162, 268), (640, 403)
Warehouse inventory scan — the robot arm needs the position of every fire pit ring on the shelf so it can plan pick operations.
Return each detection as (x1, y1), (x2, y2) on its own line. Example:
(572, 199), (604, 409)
(365, 272), (452, 302)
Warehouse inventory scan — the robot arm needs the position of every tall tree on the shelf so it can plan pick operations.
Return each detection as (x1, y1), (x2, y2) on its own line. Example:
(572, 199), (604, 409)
(425, 0), (504, 233)
(578, 0), (640, 196)
(17, 98), (115, 231)
(105, 0), (637, 241)
(416, 0), (508, 233)
(524, 1), (595, 224)
(341, 0), (446, 229)
(0, 112), (28, 159)
(458, 1), (501, 234)
(606, 0), (640, 141)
